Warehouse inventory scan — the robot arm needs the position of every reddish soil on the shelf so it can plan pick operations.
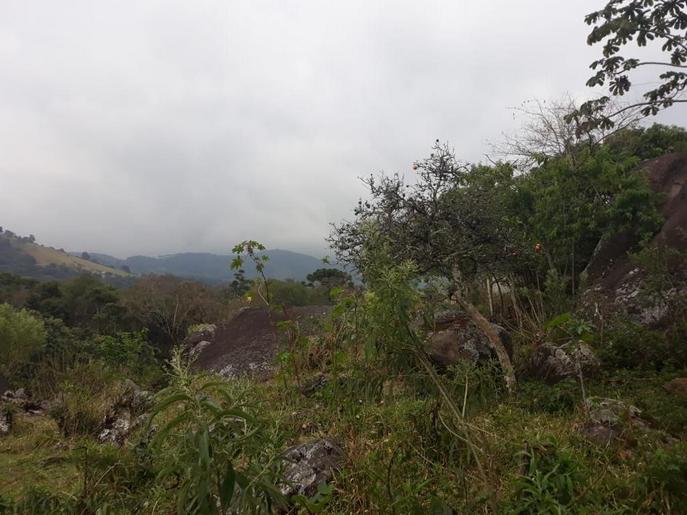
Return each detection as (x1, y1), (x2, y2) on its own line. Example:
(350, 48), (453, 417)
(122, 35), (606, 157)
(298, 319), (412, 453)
(193, 305), (331, 378)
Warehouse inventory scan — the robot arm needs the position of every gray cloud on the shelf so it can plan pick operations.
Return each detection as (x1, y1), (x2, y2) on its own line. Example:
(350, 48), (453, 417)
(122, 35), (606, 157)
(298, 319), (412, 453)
(1, 0), (684, 257)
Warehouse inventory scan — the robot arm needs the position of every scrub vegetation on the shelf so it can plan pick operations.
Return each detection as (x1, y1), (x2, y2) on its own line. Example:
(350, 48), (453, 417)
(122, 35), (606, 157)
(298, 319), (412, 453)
(2, 1), (687, 513)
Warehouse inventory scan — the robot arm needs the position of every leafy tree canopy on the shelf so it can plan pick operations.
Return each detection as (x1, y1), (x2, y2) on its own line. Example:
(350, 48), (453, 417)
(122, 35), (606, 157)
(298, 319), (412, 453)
(330, 141), (528, 284)
(306, 268), (353, 289)
(576, 0), (687, 130)
(123, 275), (222, 348)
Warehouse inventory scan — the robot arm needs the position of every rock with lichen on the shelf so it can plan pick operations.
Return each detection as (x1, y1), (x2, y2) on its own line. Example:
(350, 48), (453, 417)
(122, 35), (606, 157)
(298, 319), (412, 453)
(280, 438), (344, 498)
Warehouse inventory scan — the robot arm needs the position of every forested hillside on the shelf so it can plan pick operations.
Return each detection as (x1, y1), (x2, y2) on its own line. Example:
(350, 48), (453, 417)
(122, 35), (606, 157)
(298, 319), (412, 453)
(83, 250), (327, 283)
(0, 230), (131, 281)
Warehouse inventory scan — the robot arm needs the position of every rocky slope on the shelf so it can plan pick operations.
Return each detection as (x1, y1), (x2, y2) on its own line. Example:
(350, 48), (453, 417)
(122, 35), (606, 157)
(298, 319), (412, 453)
(582, 152), (687, 325)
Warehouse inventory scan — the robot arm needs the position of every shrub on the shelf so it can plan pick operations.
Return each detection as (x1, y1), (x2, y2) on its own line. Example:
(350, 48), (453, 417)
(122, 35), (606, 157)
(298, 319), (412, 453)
(48, 361), (120, 437)
(124, 275), (223, 349)
(543, 312), (593, 344)
(442, 360), (505, 415)
(18, 321), (162, 400)
(518, 379), (579, 415)
(506, 440), (584, 514)
(244, 279), (331, 308)
(0, 303), (45, 384)
(638, 444), (687, 512)
(147, 350), (286, 514)
(86, 331), (162, 387)
(67, 441), (157, 513)
(600, 322), (687, 371)
(0, 487), (76, 514)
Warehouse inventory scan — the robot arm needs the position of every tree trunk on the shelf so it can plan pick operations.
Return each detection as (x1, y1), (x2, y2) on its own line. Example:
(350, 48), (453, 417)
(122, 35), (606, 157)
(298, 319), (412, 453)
(486, 277), (494, 317)
(451, 272), (517, 393)
(455, 293), (516, 393)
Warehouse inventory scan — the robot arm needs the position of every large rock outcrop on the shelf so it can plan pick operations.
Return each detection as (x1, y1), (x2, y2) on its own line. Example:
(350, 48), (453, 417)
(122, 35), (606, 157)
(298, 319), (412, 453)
(581, 152), (687, 326)
(189, 306), (330, 380)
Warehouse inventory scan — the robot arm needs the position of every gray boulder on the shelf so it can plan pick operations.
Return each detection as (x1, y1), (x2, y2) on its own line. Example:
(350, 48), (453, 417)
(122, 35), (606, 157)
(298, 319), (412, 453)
(527, 341), (599, 384)
(280, 438), (344, 498)
(578, 397), (649, 445)
(189, 340), (212, 359)
(98, 413), (140, 446)
(2, 388), (45, 415)
(427, 310), (512, 368)
(98, 380), (152, 446)
(186, 324), (217, 346)
(0, 409), (11, 436)
(9, 388), (26, 400)
(118, 379), (153, 413)
(2, 388), (27, 405)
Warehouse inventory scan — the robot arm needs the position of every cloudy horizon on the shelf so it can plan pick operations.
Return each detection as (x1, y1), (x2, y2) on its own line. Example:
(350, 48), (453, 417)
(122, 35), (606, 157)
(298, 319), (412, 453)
(1, 0), (685, 259)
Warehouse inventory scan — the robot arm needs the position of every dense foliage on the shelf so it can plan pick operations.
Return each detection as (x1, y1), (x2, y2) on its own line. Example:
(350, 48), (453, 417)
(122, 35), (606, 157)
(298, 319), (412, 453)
(337, 124), (687, 295)
(0, 304), (45, 384)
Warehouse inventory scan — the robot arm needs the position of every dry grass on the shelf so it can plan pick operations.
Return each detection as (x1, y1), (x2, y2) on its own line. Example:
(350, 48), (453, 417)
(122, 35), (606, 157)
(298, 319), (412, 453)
(17, 241), (130, 277)
(0, 414), (80, 498)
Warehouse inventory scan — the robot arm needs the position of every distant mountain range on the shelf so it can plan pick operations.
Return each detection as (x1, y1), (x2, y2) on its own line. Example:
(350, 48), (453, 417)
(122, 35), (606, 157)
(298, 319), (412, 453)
(1, 227), (329, 284)
(83, 250), (327, 283)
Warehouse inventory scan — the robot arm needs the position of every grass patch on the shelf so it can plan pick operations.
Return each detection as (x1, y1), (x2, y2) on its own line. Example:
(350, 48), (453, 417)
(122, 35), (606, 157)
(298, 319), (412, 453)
(0, 414), (79, 499)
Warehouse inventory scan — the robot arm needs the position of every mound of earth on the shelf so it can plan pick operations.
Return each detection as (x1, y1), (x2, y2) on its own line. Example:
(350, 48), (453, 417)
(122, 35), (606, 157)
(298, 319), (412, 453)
(189, 306), (331, 379)
(582, 152), (687, 326)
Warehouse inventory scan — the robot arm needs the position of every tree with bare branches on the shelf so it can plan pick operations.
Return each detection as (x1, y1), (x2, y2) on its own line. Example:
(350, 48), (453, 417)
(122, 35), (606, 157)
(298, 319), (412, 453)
(123, 275), (222, 348)
(496, 96), (642, 170)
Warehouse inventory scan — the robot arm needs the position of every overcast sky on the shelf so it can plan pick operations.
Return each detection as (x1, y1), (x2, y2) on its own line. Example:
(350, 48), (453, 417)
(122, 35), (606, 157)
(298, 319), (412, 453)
(1, 1), (685, 258)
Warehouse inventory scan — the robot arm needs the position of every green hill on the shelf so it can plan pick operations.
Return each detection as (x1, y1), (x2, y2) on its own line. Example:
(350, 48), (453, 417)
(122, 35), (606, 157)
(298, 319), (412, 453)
(0, 230), (131, 280)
